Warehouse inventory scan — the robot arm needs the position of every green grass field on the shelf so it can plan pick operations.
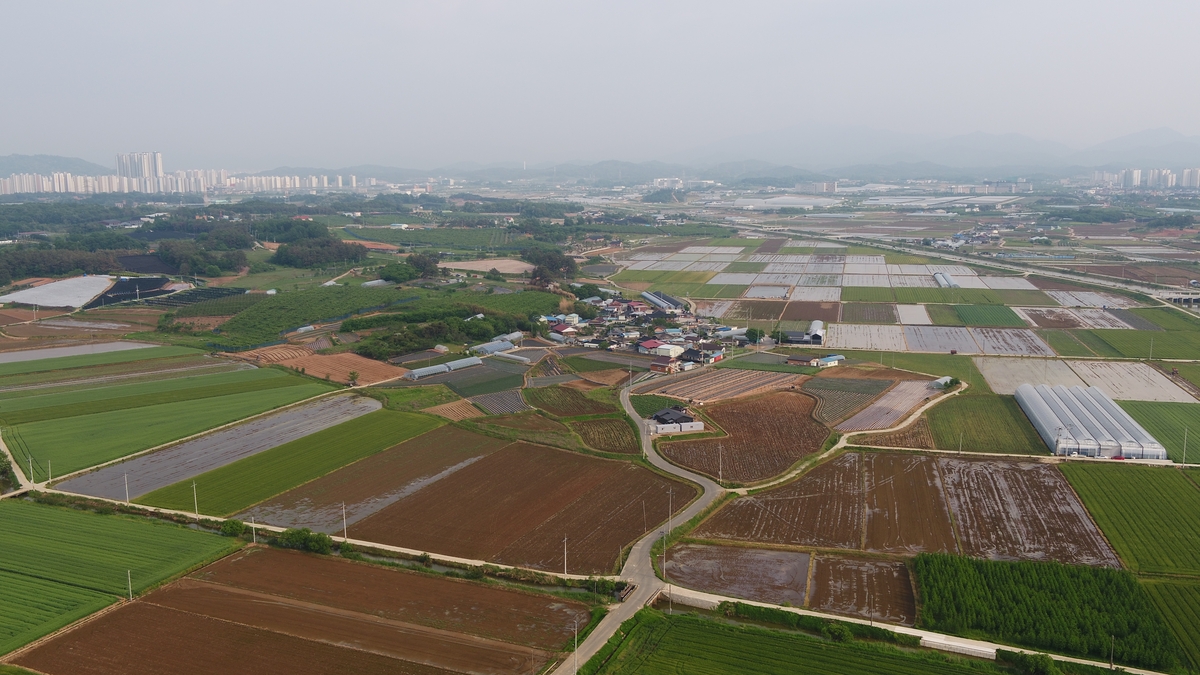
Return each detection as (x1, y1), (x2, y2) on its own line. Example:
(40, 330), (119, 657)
(953, 305), (1026, 327)
(0, 500), (237, 594)
(8, 381), (333, 480)
(584, 609), (1020, 675)
(0, 368), (304, 426)
(839, 303), (897, 324)
(562, 355), (644, 373)
(926, 395), (1047, 454)
(709, 284), (749, 298)
(137, 409), (441, 516)
(1089, 329), (1200, 360)
(0, 345), (199, 378)
(1069, 330), (1124, 357)
(887, 353), (992, 395)
(0, 570), (114, 656)
(372, 384), (459, 410)
(1060, 464), (1200, 576)
(1168, 362), (1200, 390)
(630, 394), (682, 417)
(839, 287), (895, 302)
(1142, 578), (1200, 671)
(1118, 401), (1200, 463)
(723, 262), (767, 273)
(890, 288), (1055, 306)
(1128, 307), (1200, 331)
(450, 372), (524, 397)
(1038, 329), (1094, 357)
(926, 304), (963, 326)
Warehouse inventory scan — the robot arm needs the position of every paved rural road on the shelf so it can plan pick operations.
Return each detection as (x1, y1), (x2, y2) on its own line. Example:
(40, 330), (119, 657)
(548, 385), (723, 675)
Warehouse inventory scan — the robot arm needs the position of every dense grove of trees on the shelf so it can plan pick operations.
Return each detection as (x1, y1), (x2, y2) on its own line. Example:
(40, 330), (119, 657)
(642, 188), (688, 203)
(1144, 213), (1195, 229)
(520, 247), (577, 278)
(157, 240), (247, 276)
(0, 248), (121, 285)
(378, 253), (441, 282)
(270, 238), (367, 267)
(348, 305), (526, 361)
(912, 553), (1183, 670)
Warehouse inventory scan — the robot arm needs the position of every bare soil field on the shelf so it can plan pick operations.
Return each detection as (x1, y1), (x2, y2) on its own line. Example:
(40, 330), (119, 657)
(694, 454), (862, 549)
(59, 394), (381, 501)
(725, 300), (788, 321)
(238, 426), (509, 533)
(1071, 308), (1133, 329)
(438, 258), (535, 274)
(636, 368), (802, 404)
(938, 459), (1120, 566)
(825, 323), (908, 351)
(862, 417), (935, 449)
(1066, 360), (1194, 402)
(0, 308), (42, 325)
(578, 368), (633, 386)
(350, 443), (695, 574)
(836, 380), (935, 432)
(801, 377), (894, 424)
(569, 418), (639, 454)
(425, 399), (484, 420)
(781, 301), (841, 322)
(665, 544), (810, 606)
(484, 413), (570, 432)
(277, 352), (407, 385)
(968, 328), (1055, 356)
(972, 357), (1087, 395)
(1016, 307), (1085, 329)
(863, 453), (956, 554)
(810, 557), (916, 625)
(902, 325), (980, 354)
(660, 391), (830, 483)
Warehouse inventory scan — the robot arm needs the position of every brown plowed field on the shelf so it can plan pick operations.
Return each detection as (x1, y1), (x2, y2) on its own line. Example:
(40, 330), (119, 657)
(235, 344), (314, 362)
(351, 443), (695, 574)
(191, 548), (588, 648)
(810, 557), (916, 625)
(660, 391), (830, 483)
(14, 602), (456, 675)
(638, 368), (802, 404)
(569, 418), (639, 453)
(728, 300), (788, 321)
(0, 308), (46, 325)
(1020, 307), (1084, 328)
(694, 454), (862, 548)
(277, 351), (407, 385)
(239, 427), (509, 533)
(781, 301), (841, 322)
(863, 453), (957, 554)
(862, 417), (934, 449)
(485, 413), (569, 431)
(578, 368), (633, 386)
(665, 544), (810, 606)
(426, 399), (485, 420)
(937, 459), (1120, 566)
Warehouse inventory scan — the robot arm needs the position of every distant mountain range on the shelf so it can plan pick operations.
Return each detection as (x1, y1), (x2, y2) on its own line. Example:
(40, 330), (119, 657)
(4, 127), (1200, 186)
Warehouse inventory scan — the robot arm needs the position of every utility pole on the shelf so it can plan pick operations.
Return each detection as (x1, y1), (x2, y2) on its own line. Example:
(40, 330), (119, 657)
(1184, 427), (1188, 466)
(127, 570), (132, 601)
(251, 517), (257, 544)
(1149, 337), (1154, 361)
(342, 502), (348, 540)
(718, 443), (723, 485)
(958, 432), (963, 454)
(192, 481), (199, 519)
(47, 460), (51, 483)
(563, 535), (568, 576)
(124, 473), (130, 503)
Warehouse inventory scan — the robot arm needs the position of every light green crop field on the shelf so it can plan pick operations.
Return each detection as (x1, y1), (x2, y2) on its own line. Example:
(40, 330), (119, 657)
(927, 395), (1047, 454)
(1038, 329), (1094, 357)
(926, 304), (964, 326)
(840, 287), (895, 302)
(0, 345), (199, 378)
(709, 285), (749, 298)
(0, 501), (237, 591)
(953, 304), (1026, 327)
(0, 570), (114, 656)
(0, 368), (301, 425)
(1090, 330), (1200, 360)
(585, 610), (1011, 675)
(137, 409), (442, 516)
(1061, 463), (1200, 576)
(1119, 401), (1200, 463)
(1128, 307), (1200, 331)
(1070, 330), (1124, 357)
(887, 353), (992, 395)
(8, 381), (333, 480)
(1142, 578), (1200, 671)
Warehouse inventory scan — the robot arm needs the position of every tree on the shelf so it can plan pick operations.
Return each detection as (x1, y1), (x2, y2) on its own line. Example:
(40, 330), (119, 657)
(347, 371), (359, 386)
(405, 252), (441, 277)
(745, 328), (764, 343)
(379, 261), (420, 283)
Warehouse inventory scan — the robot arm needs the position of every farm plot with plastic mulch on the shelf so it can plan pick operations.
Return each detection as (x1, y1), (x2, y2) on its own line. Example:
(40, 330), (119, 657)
(968, 328), (1055, 356)
(424, 398), (484, 420)
(801, 377), (894, 423)
(824, 323), (907, 351)
(659, 391), (830, 483)
(635, 368), (801, 404)
(971, 357), (1086, 395)
(902, 325), (979, 354)
(349, 442), (695, 575)
(895, 304), (932, 325)
(835, 380), (935, 432)
(1066, 360), (1194, 402)
(470, 389), (531, 414)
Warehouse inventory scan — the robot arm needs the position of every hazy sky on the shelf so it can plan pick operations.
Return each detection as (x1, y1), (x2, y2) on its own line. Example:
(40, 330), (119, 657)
(3, 0), (1197, 170)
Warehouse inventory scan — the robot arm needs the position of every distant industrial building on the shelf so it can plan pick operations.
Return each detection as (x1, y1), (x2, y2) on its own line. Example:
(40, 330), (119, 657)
(1015, 384), (1167, 459)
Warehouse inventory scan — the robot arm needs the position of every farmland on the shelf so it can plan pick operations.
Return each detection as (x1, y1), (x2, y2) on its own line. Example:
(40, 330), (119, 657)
(274, 351), (407, 385)
(665, 544), (810, 606)
(912, 553), (1184, 670)
(0, 344), (198, 378)
(137, 409), (442, 516)
(839, 303), (897, 324)
(469, 389), (531, 414)
(637, 368), (801, 404)
(902, 325), (978, 353)
(862, 453), (957, 554)
(585, 610), (1004, 675)
(214, 285), (418, 346)
(953, 305), (1026, 327)
(1060, 463), (1200, 576)
(1067, 360), (1192, 402)
(836, 380), (934, 431)
(863, 417), (935, 449)
(925, 395), (1047, 454)
(1120, 401), (1200, 462)
(1142, 578), (1200, 671)
(524, 385), (617, 416)
(1038, 329), (1095, 356)
(888, 353), (991, 393)
(631, 394), (683, 417)
(840, 286), (895, 302)
(174, 293), (266, 317)
(424, 398), (484, 420)
(825, 323), (907, 351)
(0, 570), (113, 656)
(969, 328), (1054, 356)
(570, 417), (640, 454)
(801, 377), (893, 423)
(8, 377), (333, 481)
(660, 391), (831, 483)
(1090, 328), (1200, 359)
(810, 557), (916, 625)
(971, 357), (1086, 395)
(349, 442), (696, 574)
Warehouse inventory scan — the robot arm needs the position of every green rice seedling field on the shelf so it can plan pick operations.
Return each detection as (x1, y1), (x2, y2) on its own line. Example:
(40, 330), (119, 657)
(1038, 329), (1094, 356)
(926, 395), (1047, 454)
(647, 282), (712, 298)
(887, 353), (992, 395)
(0, 570), (114, 656)
(0, 499), (237, 595)
(1060, 464), (1200, 575)
(1089, 329), (1200, 360)
(1142, 578), (1200, 671)
(1069, 330), (1124, 357)
(1168, 362), (1200, 390)
(953, 304), (1026, 327)
(585, 609), (1023, 675)
(137, 409), (442, 516)
(8, 381), (333, 480)
(992, 289), (1058, 306)
(449, 371), (524, 398)
(562, 355), (644, 373)
(926, 304), (963, 326)
(0, 368), (306, 426)
(911, 553), (1183, 671)
(840, 287), (895, 302)
(0, 353), (218, 391)
(1128, 307), (1200, 331)
(1118, 401), (1200, 463)
(0, 346), (200, 378)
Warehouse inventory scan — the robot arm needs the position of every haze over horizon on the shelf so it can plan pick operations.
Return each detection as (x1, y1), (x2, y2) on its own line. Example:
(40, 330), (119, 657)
(4, 0), (1198, 172)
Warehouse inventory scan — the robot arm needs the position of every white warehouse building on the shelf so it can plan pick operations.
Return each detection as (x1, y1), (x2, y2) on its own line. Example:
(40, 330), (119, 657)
(1015, 383), (1167, 459)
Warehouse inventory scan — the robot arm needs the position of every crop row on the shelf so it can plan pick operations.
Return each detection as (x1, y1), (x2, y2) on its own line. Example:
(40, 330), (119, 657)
(0, 346), (200, 379)
(174, 293), (267, 318)
(569, 418), (640, 454)
(524, 386), (617, 417)
(0, 570), (115, 655)
(138, 409), (442, 516)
